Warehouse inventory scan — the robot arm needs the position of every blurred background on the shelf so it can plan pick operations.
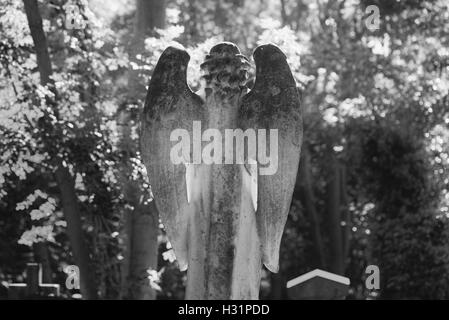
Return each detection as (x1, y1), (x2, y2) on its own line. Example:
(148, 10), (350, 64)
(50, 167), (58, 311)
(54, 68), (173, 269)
(0, 0), (448, 299)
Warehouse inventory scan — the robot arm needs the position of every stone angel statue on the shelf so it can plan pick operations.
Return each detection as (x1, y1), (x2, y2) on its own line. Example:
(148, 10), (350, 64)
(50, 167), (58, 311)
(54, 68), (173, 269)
(140, 42), (302, 299)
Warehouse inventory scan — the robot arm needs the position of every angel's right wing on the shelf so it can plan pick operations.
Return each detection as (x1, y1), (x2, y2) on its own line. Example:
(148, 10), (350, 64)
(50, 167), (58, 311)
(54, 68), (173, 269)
(239, 44), (303, 273)
(140, 46), (205, 271)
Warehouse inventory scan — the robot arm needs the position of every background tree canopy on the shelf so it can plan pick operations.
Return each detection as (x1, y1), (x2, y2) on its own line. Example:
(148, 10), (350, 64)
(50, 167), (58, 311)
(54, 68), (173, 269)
(0, 0), (448, 299)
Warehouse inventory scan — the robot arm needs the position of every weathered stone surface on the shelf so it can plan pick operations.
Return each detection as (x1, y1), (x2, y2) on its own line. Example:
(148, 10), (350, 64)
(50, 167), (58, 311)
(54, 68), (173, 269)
(200, 42), (250, 97)
(200, 42), (259, 299)
(141, 46), (206, 276)
(239, 44), (303, 273)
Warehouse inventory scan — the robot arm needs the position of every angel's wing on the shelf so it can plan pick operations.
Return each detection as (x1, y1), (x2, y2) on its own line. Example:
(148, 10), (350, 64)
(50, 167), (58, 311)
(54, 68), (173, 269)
(239, 44), (303, 273)
(140, 46), (205, 271)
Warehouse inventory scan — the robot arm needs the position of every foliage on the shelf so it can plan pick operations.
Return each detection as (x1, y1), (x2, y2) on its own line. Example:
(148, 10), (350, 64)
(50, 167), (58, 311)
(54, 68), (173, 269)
(347, 120), (449, 298)
(0, 0), (448, 299)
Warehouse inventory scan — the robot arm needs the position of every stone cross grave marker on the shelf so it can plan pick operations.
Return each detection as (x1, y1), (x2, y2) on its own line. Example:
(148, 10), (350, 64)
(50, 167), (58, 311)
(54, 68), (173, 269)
(8, 263), (60, 299)
(286, 269), (350, 300)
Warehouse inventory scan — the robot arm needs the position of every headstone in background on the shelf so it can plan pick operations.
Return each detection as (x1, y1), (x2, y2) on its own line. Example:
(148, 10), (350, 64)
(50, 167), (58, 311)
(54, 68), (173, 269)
(8, 263), (60, 299)
(287, 269), (350, 300)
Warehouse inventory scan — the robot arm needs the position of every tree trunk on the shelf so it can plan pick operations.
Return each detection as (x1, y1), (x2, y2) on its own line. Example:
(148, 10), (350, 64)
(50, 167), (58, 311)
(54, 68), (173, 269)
(325, 156), (344, 275)
(127, 0), (166, 99)
(270, 272), (286, 299)
(23, 0), (97, 299)
(280, 0), (287, 26)
(54, 167), (98, 299)
(296, 148), (326, 268)
(33, 242), (53, 283)
(340, 165), (351, 270)
(119, 0), (165, 300)
(33, 243), (52, 283)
